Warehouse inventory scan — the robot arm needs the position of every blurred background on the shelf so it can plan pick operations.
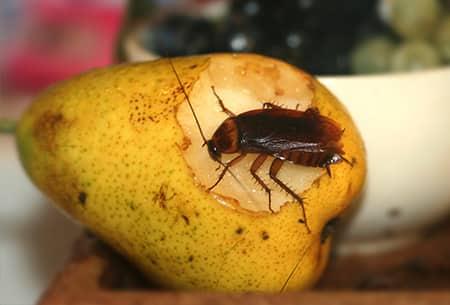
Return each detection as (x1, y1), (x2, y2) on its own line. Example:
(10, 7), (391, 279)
(1, 1), (449, 304)
(1, 0), (450, 117)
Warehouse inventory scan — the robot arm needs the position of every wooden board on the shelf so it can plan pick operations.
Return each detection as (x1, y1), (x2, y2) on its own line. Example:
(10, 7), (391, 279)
(38, 218), (450, 305)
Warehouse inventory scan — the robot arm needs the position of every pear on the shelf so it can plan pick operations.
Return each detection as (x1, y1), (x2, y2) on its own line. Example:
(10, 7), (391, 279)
(17, 54), (366, 292)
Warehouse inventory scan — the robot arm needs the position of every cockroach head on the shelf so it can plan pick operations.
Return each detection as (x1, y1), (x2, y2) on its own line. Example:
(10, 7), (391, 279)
(207, 140), (221, 162)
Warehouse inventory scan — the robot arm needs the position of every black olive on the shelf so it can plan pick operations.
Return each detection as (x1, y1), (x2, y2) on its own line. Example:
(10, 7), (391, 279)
(148, 0), (392, 75)
(215, 18), (263, 53)
(150, 15), (216, 57)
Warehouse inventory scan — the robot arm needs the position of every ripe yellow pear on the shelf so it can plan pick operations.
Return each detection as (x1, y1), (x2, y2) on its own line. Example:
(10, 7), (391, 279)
(16, 54), (366, 292)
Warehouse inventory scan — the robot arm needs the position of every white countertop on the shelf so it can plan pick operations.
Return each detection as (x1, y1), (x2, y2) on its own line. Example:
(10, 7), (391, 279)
(0, 134), (82, 305)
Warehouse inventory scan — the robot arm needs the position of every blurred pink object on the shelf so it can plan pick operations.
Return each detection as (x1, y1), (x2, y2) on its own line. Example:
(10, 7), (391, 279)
(4, 0), (125, 92)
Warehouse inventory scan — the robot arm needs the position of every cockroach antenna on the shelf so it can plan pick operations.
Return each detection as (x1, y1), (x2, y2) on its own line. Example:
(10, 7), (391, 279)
(168, 57), (208, 146)
(167, 57), (243, 188)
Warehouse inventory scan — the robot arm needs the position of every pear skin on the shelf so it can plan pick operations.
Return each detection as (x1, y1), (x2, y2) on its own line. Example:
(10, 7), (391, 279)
(17, 54), (366, 292)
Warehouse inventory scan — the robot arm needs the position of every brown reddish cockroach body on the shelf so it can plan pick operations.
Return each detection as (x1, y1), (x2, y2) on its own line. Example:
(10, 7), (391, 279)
(169, 59), (351, 233)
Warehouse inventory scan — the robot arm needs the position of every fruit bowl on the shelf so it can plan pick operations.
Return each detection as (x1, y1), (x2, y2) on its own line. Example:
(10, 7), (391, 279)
(320, 67), (450, 253)
(124, 29), (450, 254)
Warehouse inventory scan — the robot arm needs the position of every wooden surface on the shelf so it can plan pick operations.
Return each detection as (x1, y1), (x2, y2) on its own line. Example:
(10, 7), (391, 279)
(40, 291), (450, 305)
(38, 218), (450, 305)
(316, 218), (450, 290)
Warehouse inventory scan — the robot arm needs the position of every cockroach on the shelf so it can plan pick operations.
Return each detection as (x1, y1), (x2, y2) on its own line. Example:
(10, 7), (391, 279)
(169, 58), (351, 233)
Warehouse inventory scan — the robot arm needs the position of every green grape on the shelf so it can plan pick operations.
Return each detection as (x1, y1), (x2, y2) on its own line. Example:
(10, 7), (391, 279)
(391, 40), (441, 71)
(435, 16), (450, 63)
(351, 36), (396, 74)
(382, 0), (442, 39)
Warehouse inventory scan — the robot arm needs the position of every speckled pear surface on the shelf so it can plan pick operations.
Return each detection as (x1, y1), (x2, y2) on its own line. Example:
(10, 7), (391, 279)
(16, 54), (366, 292)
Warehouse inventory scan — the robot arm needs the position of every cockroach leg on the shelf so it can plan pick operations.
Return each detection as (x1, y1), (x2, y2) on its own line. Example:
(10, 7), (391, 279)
(250, 154), (274, 212)
(269, 158), (311, 233)
(262, 102), (282, 109)
(305, 107), (320, 116)
(326, 165), (332, 177)
(211, 86), (235, 117)
(341, 155), (354, 167)
(208, 153), (247, 191)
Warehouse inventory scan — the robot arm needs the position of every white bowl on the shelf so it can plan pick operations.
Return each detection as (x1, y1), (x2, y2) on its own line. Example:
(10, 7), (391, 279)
(124, 30), (450, 254)
(320, 69), (450, 254)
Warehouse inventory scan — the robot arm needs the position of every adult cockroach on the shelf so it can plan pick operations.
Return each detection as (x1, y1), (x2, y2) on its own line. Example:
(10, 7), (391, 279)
(169, 59), (351, 233)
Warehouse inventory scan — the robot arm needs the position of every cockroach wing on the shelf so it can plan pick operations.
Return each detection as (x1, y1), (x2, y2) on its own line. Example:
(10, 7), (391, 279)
(236, 108), (343, 155)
